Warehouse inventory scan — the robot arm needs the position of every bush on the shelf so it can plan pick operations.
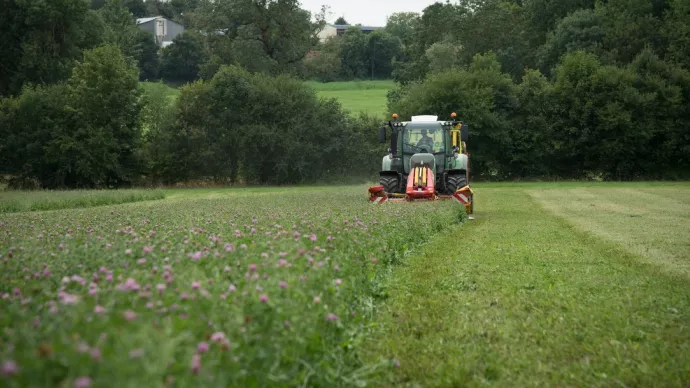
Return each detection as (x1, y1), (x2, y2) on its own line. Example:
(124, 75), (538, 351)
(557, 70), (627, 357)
(0, 44), (143, 189)
(160, 32), (208, 82)
(146, 65), (384, 185)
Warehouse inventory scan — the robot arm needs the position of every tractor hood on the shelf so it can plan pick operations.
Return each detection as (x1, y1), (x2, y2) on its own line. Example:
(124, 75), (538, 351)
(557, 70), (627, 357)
(409, 153), (435, 168)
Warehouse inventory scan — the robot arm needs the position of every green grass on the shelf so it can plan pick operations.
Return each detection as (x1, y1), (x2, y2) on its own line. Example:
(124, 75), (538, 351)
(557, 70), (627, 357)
(0, 185), (463, 386)
(138, 79), (395, 117)
(305, 80), (395, 117)
(2, 183), (689, 386)
(140, 81), (180, 101)
(0, 189), (166, 213)
(363, 184), (690, 386)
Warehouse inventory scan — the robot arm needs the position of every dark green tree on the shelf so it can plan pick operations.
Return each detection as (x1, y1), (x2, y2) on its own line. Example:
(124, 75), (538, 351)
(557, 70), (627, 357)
(193, 0), (326, 75)
(1, 44), (143, 188)
(132, 29), (161, 80)
(0, 0), (101, 96)
(0, 83), (72, 188)
(160, 32), (208, 82)
(339, 27), (369, 78)
(663, 0), (690, 69)
(385, 12), (419, 48)
(53, 44), (142, 187)
(366, 30), (402, 79)
(302, 38), (343, 82)
(537, 9), (606, 76)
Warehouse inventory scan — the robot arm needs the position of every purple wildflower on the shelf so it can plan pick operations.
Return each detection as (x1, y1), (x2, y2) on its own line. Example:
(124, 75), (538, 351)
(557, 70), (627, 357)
(2, 360), (18, 376)
(123, 310), (137, 321)
(90, 348), (102, 361)
(326, 313), (339, 321)
(191, 354), (201, 374)
(211, 332), (226, 342)
(74, 376), (91, 388)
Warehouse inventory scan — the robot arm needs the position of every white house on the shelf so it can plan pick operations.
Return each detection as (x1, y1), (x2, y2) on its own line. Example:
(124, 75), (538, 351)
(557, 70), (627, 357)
(136, 16), (185, 48)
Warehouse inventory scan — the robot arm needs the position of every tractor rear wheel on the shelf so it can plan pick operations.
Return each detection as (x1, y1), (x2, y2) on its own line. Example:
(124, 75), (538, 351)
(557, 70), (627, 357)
(380, 175), (399, 194)
(445, 174), (467, 194)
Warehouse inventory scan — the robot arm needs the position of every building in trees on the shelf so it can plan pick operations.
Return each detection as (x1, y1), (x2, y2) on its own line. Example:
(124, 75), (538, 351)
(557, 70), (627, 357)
(136, 16), (185, 47)
(318, 23), (383, 42)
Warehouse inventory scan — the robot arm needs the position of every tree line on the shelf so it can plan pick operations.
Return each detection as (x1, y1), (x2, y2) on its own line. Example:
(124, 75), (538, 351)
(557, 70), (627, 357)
(383, 0), (690, 180)
(1, 0), (689, 188)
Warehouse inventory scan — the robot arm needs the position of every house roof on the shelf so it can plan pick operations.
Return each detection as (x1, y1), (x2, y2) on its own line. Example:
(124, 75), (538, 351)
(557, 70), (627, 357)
(136, 16), (159, 24)
(332, 24), (382, 31)
(136, 16), (184, 27)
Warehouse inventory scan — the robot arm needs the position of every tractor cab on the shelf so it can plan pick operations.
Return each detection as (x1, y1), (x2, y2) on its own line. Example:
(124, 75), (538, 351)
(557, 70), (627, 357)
(400, 122), (446, 175)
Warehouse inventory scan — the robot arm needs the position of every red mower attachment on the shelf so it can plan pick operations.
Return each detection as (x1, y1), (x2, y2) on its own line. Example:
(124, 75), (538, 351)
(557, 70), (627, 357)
(367, 185), (388, 203)
(406, 167), (436, 200)
(367, 181), (474, 218)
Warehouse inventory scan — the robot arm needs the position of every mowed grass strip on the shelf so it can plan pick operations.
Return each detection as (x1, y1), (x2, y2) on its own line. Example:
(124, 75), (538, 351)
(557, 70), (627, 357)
(0, 189), (165, 213)
(363, 187), (690, 387)
(529, 186), (690, 276)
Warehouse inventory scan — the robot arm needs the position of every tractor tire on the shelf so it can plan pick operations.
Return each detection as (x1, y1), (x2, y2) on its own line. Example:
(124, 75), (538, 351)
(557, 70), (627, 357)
(380, 175), (399, 194)
(445, 174), (467, 194)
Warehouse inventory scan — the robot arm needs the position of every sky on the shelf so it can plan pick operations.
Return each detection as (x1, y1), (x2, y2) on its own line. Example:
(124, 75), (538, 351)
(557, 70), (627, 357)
(299, 0), (438, 27)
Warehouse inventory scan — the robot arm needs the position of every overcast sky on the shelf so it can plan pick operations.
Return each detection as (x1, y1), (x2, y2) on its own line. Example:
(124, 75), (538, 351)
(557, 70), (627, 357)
(300, 0), (438, 26)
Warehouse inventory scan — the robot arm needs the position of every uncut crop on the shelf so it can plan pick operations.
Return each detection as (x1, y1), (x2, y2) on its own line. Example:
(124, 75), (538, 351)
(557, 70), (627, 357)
(0, 189), (464, 387)
(0, 189), (165, 213)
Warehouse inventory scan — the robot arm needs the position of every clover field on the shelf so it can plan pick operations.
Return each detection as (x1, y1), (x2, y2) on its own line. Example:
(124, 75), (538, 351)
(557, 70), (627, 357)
(0, 186), (464, 387)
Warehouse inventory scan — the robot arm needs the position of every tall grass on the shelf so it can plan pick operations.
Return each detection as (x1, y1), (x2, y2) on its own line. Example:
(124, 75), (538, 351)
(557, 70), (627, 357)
(0, 189), (166, 213)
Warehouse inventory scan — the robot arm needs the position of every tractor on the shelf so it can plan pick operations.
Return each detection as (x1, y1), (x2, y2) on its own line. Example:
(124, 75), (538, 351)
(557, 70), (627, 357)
(367, 113), (474, 216)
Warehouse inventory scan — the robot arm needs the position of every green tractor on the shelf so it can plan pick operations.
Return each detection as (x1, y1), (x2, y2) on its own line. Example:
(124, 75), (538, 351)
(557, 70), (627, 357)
(367, 113), (474, 215)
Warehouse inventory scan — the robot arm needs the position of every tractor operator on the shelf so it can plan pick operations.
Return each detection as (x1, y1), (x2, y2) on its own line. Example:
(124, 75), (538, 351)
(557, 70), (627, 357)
(416, 129), (434, 151)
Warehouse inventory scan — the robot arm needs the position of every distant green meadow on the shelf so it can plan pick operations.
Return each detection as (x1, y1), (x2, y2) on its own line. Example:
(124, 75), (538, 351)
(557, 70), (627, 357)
(306, 80), (394, 118)
(139, 80), (394, 118)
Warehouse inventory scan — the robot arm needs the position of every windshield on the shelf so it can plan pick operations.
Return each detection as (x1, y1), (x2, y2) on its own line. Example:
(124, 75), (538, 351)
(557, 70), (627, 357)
(403, 128), (444, 154)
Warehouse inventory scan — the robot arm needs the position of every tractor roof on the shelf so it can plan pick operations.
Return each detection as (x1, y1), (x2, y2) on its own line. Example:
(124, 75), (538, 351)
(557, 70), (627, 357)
(411, 115), (438, 121)
(403, 121), (444, 129)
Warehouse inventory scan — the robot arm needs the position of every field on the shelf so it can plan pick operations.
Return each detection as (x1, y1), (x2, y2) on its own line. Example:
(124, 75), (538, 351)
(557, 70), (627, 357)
(0, 189), (165, 213)
(140, 81), (180, 101)
(1, 183), (689, 386)
(139, 80), (395, 118)
(302, 80), (394, 117)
